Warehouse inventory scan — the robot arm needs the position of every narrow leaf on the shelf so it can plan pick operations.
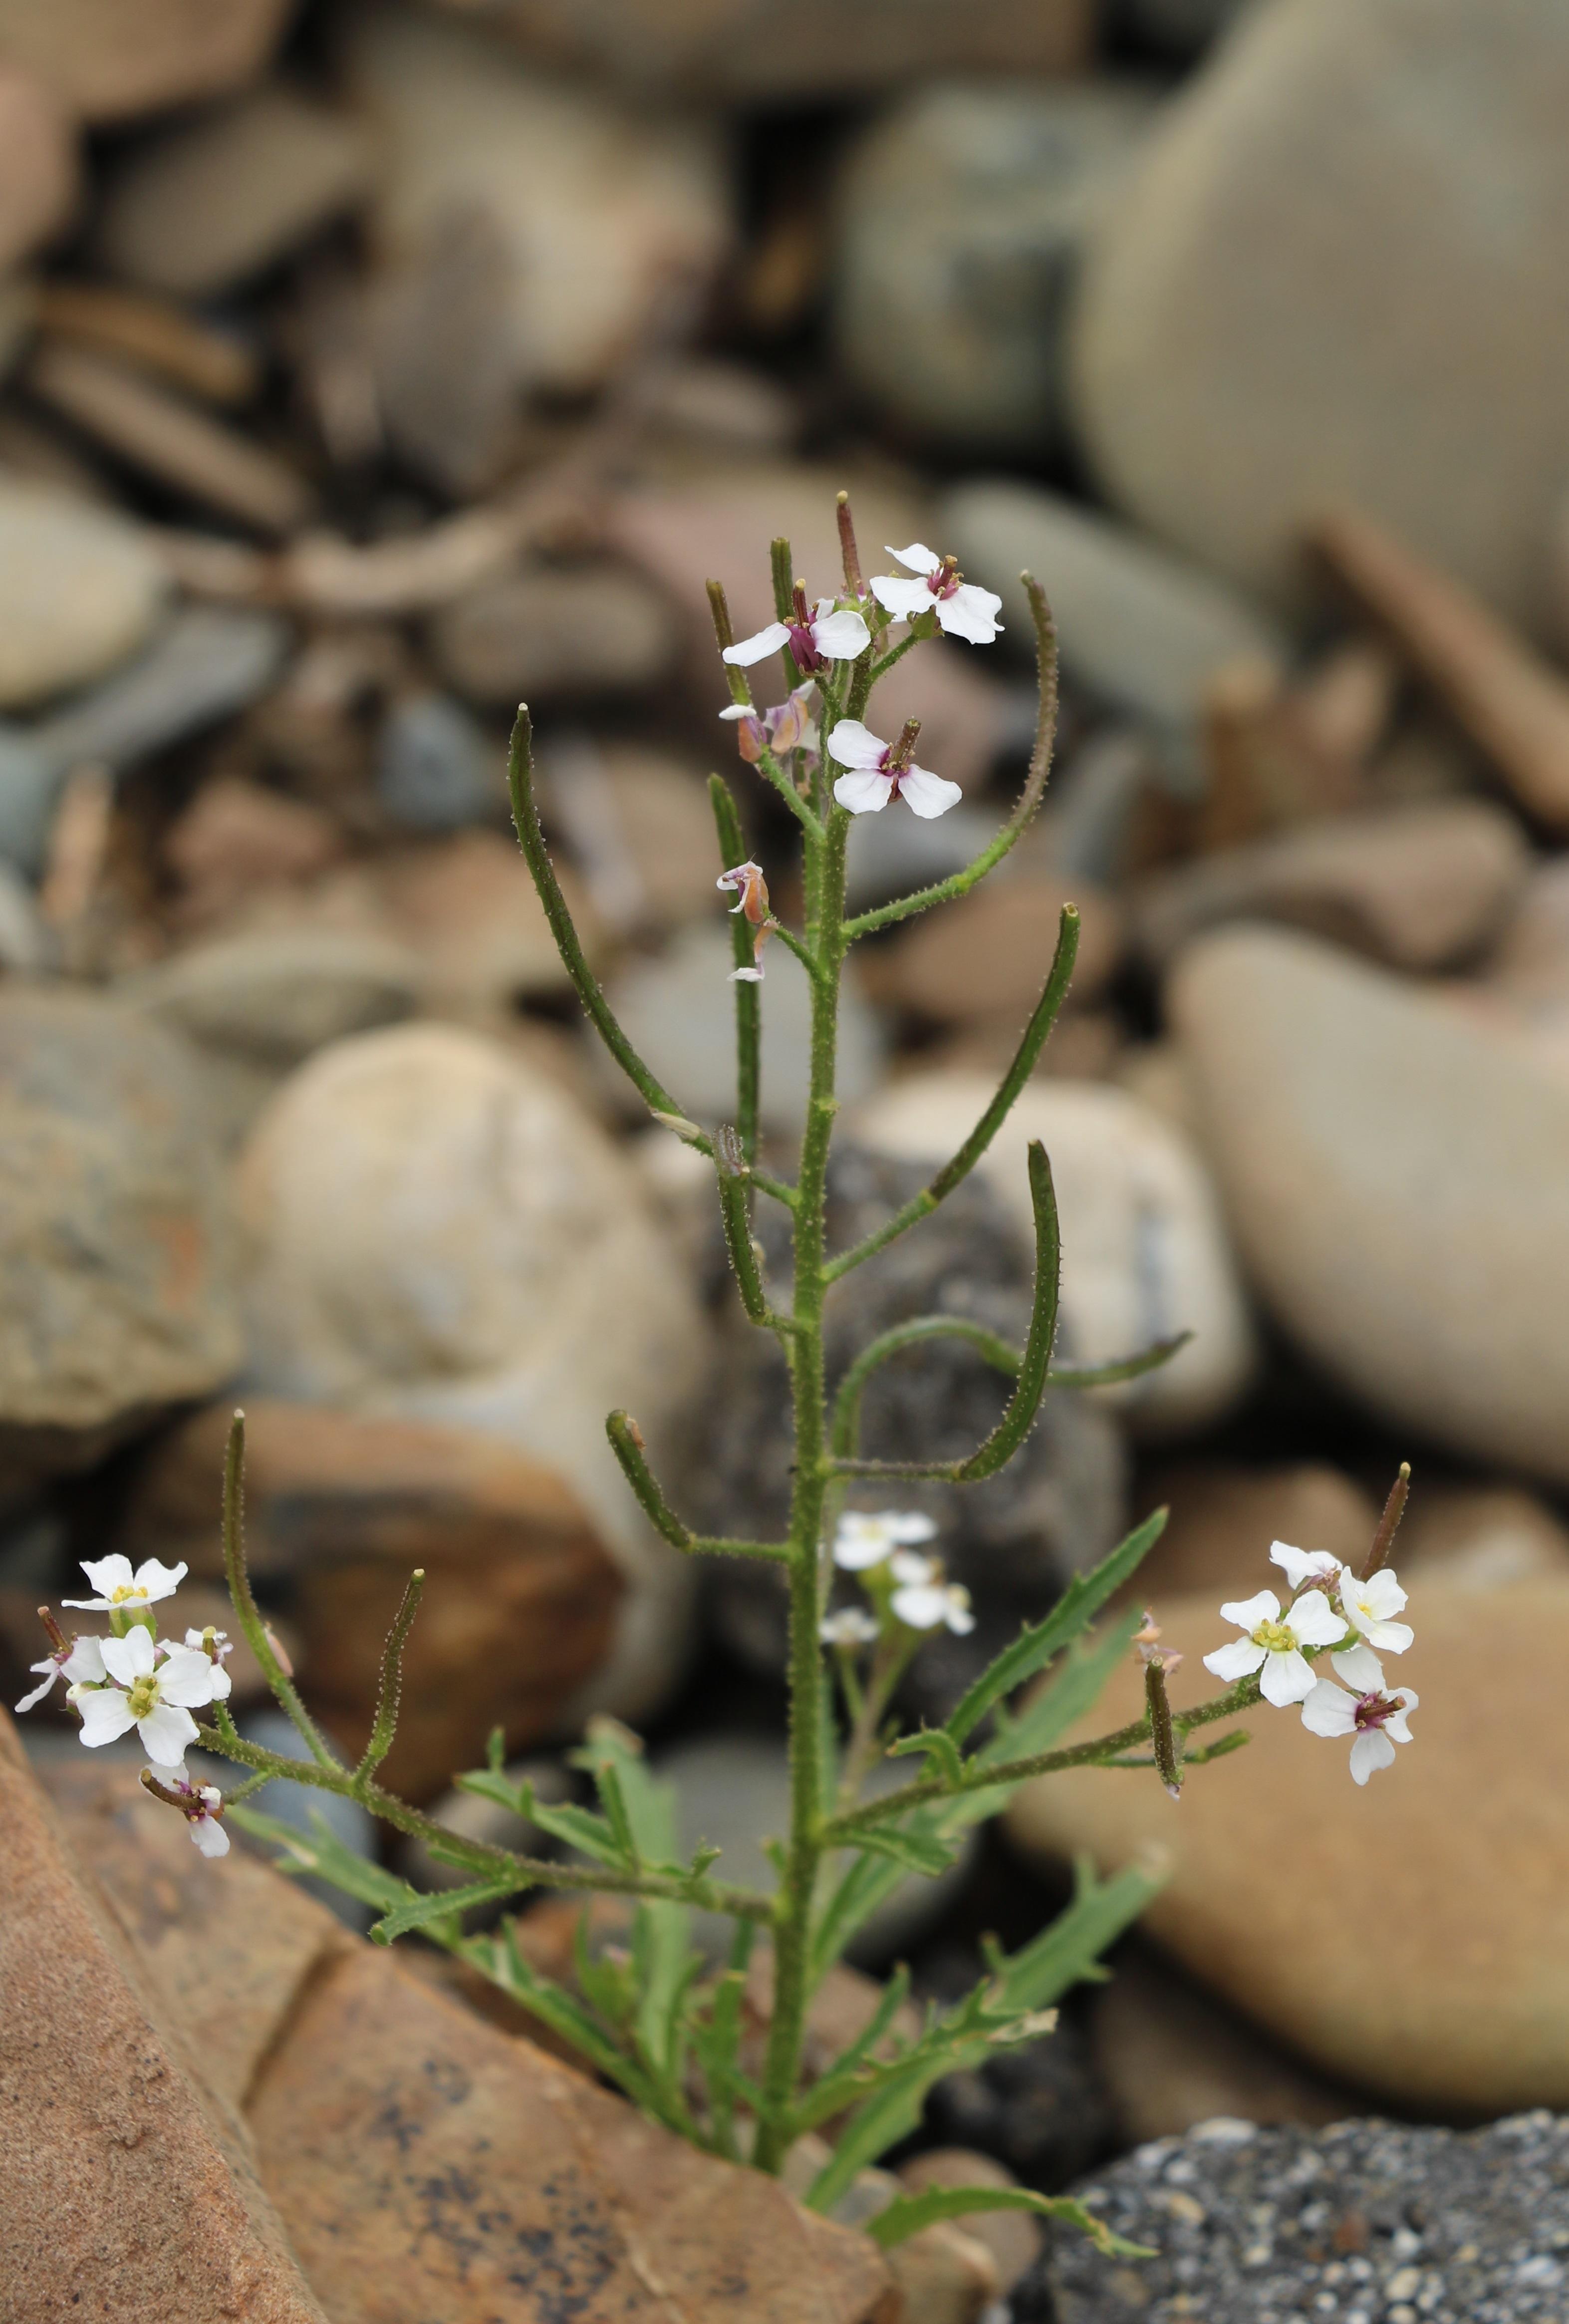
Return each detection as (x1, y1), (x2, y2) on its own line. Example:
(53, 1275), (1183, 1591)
(887, 1727), (964, 1786)
(370, 1874), (524, 1945)
(867, 2185), (1153, 2262)
(855, 1824), (959, 1877)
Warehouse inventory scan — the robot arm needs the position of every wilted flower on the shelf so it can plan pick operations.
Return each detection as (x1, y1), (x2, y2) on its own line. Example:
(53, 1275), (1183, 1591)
(15, 1632), (106, 1715)
(62, 1555), (188, 1615)
(834, 1510), (937, 1572)
(723, 595), (869, 675)
(74, 1625), (230, 1768)
(1132, 1608), (1182, 1673)
(826, 720), (963, 820)
(870, 544), (1003, 645)
(719, 681), (817, 765)
(1202, 1587), (1345, 1708)
(716, 859), (774, 983)
(820, 1606), (880, 1650)
(143, 1764), (230, 1858)
(1301, 1680), (1417, 1784)
(889, 1551), (975, 1636)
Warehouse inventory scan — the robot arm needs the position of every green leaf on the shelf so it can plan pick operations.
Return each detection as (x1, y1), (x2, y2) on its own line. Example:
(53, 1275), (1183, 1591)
(945, 1508), (1167, 1748)
(228, 1803), (410, 1913)
(983, 1607), (1146, 1771)
(866, 2185), (1153, 2261)
(369, 1874), (524, 1946)
(855, 1824), (960, 1877)
(887, 1727), (964, 1786)
(461, 1922), (667, 2123)
(578, 1718), (700, 2091)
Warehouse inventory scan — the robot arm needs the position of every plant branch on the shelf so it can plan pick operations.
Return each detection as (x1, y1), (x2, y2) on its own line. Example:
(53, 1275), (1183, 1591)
(221, 1411), (338, 1770)
(606, 1410), (789, 1561)
(352, 1567), (424, 1790)
(708, 774), (761, 1163)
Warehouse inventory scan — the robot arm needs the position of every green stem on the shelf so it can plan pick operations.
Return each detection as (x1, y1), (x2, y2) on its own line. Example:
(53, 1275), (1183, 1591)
(221, 1412), (338, 1770)
(708, 774), (761, 1164)
(352, 1567), (425, 1790)
(605, 1410), (789, 1561)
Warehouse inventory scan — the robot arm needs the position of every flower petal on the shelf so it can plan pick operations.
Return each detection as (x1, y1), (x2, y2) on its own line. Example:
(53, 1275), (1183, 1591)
(891, 1584), (946, 1630)
(825, 719), (886, 770)
(897, 764), (965, 819)
(935, 584), (1003, 645)
(723, 621), (792, 667)
(886, 1513), (937, 1545)
(889, 1549), (936, 1587)
(942, 1588), (976, 1636)
(1218, 1590), (1280, 1631)
(1358, 1569), (1408, 1618)
(1348, 1727), (1396, 1784)
(1300, 1679), (1357, 1738)
(811, 608), (871, 660)
(885, 542), (942, 575)
(1287, 1589), (1345, 1648)
(834, 769), (895, 814)
(1362, 1617), (1415, 1655)
(132, 1559), (187, 1601)
(1201, 1638), (1266, 1684)
(100, 1627), (155, 1687)
(15, 1667), (59, 1713)
(190, 1815), (231, 1858)
(77, 1690), (137, 1748)
(155, 1647), (221, 1709)
(137, 1701), (200, 1767)
(63, 1635), (107, 1685)
(1260, 1647), (1316, 1707)
(870, 575), (932, 620)
(76, 1555), (133, 1600)
(1330, 1639), (1384, 1692)
(1270, 1541), (1340, 1592)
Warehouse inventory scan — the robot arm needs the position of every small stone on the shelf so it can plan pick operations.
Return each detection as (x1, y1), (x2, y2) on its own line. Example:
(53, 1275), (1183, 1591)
(1132, 1460), (1378, 1606)
(1398, 1483), (1569, 1591)
(35, 280), (260, 406)
(897, 2150), (1042, 2294)
(36, 603), (289, 775)
(1171, 926), (1569, 1483)
(851, 1074), (1257, 1439)
(376, 690), (502, 830)
(0, 0), (295, 122)
(96, 83), (372, 298)
(833, 83), (1156, 455)
(426, 561), (679, 709)
(0, 476), (168, 712)
(0, 60), (75, 272)
(1133, 800), (1530, 972)
(163, 775), (347, 934)
(860, 873), (1122, 1028)
(939, 479), (1288, 754)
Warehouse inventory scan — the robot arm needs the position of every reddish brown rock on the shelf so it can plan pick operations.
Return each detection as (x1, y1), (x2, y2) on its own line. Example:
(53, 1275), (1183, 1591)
(0, 0), (295, 123)
(0, 60), (75, 271)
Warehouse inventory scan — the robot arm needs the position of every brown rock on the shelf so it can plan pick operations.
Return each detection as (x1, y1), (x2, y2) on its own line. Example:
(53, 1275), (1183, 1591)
(0, 60), (75, 271)
(1397, 1482), (1569, 1589)
(163, 776), (347, 933)
(1006, 1580), (1569, 2114)
(0, 0), (294, 123)
(27, 341), (315, 536)
(1088, 1943), (1364, 2144)
(897, 2149), (1043, 2295)
(120, 1399), (625, 1797)
(861, 873), (1121, 1027)
(428, 560), (679, 708)
(36, 282), (259, 405)
(0, 1718), (329, 2322)
(1131, 1461), (1379, 1607)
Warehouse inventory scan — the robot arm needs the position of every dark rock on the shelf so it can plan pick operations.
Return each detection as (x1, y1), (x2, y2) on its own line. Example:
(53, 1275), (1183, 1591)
(926, 2003), (1116, 2195)
(375, 690), (502, 830)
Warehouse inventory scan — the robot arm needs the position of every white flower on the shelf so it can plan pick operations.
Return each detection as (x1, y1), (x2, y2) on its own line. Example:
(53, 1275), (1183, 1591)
(870, 544), (1003, 645)
(1340, 1566), (1413, 1656)
(889, 1550), (975, 1636)
(1202, 1587), (1344, 1708)
(1301, 1680), (1417, 1784)
(723, 600), (869, 673)
(826, 720), (963, 820)
(15, 1633), (106, 1715)
(1269, 1540), (1342, 1594)
(62, 1554), (188, 1614)
(75, 1625), (226, 1767)
(719, 681), (818, 763)
(182, 1626), (235, 1667)
(159, 1765), (231, 1858)
(1328, 1637), (1386, 1693)
(820, 1606), (880, 1649)
(833, 1509), (937, 1572)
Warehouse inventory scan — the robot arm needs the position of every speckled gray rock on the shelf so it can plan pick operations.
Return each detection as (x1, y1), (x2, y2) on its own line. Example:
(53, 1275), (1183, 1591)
(1024, 2112), (1569, 2324)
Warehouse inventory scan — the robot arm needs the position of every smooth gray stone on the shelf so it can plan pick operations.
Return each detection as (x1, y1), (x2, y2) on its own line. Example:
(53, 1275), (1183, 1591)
(376, 689), (502, 830)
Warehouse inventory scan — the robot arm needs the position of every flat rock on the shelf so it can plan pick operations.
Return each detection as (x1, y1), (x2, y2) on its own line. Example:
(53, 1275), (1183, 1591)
(1006, 1579), (1569, 2114)
(850, 1074), (1257, 1439)
(234, 1023), (711, 1730)
(939, 478), (1287, 754)
(0, 476), (168, 711)
(1070, 0), (1569, 628)
(96, 83), (372, 298)
(0, 0), (295, 121)
(833, 84), (1156, 456)
(0, 59), (75, 272)
(1170, 926), (1569, 1483)
(427, 560), (679, 708)
(0, 987), (240, 1492)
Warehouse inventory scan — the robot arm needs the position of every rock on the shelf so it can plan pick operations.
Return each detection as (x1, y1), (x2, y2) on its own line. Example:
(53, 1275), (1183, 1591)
(0, 988), (240, 1497)
(923, 1988), (1115, 2193)
(35, 279), (260, 405)
(164, 775), (347, 933)
(832, 84), (1156, 456)
(582, 745), (736, 935)
(234, 1024), (710, 1730)
(1007, 1579), (1569, 2114)
(1397, 1483), (1569, 1591)
(1170, 926), (1569, 1484)
(239, 1709), (378, 1931)
(1132, 1461), (1378, 1607)
(427, 560), (679, 709)
(938, 479), (1288, 757)
(0, 0), (294, 123)
(0, 60), (75, 272)
(27, 341), (316, 535)
(366, 206), (524, 495)
(851, 1075), (1257, 1440)
(0, 476), (168, 712)
(96, 84), (371, 300)
(606, 924), (887, 1136)
(1133, 800), (1530, 973)
(0, 859), (46, 970)
(376, 690), (502, 831)
(860, 873), (1122, 1029)
(1489, 855), (1569, 1001)
(1070, 0), (1569, 630)
(1088, 1944), (1365, 2146)
(897, 2150), (1042, 2296)
(1035, 2113), (1569, 2324)
(338, 1), (731, 399)
(642, 357), (798, 454)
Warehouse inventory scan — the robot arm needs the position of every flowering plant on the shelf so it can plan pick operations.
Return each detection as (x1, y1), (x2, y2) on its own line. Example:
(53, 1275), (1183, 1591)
(19, 498), (1419, 2258)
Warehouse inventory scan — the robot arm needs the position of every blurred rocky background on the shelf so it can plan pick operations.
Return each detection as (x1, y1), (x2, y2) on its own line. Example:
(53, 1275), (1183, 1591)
(6, 0), (1569, 2317)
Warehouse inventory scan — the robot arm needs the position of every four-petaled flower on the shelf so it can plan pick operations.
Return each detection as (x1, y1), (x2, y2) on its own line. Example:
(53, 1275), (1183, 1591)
(820, 1606), (880, 1649)
(75, 1625), (230, 1767)
(826, 720), (963, 820)
(723, 597), (869, 675)
(716, 859), (774, 984)
(719, 682), (817, 765)
(871, 544), (1004, 646)
(833, 1510), (937, 1572)
(158, 1764), (231, 1857)
(1202, 1587), (1345, 1707)
(1301, 1681), (1418, 1784)
(1340, 1566), (1413, 1657)
(889, 1550), (975, 1635)
(1269, 1542), (1387, 1691)
(63, 1555), (188, 1614)
(15, 1633), (106, 1715)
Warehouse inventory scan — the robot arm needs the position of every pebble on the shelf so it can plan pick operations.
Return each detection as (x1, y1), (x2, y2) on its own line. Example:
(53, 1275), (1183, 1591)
(375, 690), (502, 830)
(861, 872), (1122, 1028)
(426, 561), (679, 709)
(233, 1022), (711, 1731)
(0, 476), (168, 713)
(939, 479), (1287, 758)
(0, 59), (75, 272)
(1006, 1579), (1569, 2115)
(543, 740), (728, 936)
(850, 1073), (1257, 1439)
(162, 774), (346, 935)
(95, 82), (372, 298)
(0, 0), (294, 122)
(1170, 926), (1569, 1484)
(1069, 0), (1569, 627)
(833, 83), (1156, 455)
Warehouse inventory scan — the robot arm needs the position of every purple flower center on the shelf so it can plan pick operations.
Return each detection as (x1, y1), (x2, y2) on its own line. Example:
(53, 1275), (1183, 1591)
(1352, 1691), (1399, 1731)
(786, 621), (822, 671)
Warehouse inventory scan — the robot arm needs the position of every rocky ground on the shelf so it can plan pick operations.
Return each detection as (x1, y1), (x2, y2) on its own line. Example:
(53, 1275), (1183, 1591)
(4, 1), (1569, 2319)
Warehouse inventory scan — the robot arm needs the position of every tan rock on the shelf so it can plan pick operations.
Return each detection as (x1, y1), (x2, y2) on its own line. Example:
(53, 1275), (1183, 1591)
(1131, 1461), (1379, 1607)
(0, 59), (75, 271)
(861, 874), (1122, 1026)
(1006, 1579), (1569, 2114)
(0, 476), (169, 711)
(428, 560), (679, 708)
(897, 2149), (1043, 2295)
(163, 776), (348, 933)
(0, 0), (294, 122)
(1397, 1482), (1569, 1590)
(36, 281), (259, 405)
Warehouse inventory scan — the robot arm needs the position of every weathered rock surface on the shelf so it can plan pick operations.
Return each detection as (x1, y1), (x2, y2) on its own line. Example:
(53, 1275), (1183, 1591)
(1007, 1580), (1569, 2114)
(1170, 927), (1569, 1484)
(0, 59), (75, 272)
(851, 1074), (1256, 1438)
(1070, 0), (1569, 628)
(832, 84), (1156, 455)
(428, 560), (679, 708)
(860, 874), (1122, 1028)
(0, 988), (240, 1494)
(0, 476), (168, 711)
(0, 0), (295, 121)
(234, 1024), (710, 1729)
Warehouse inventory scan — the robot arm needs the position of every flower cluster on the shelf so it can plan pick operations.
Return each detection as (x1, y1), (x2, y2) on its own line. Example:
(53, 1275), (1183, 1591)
(822, 1508), (975, 1644)
(15, 1554), (234, 1854)
(1203, 1539), (1417, 1784)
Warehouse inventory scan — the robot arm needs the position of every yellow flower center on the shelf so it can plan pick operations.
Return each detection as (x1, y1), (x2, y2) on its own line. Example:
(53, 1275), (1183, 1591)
(1251, 1619), (1297, 1654)
(127, 1675), (161, 1719)
(110, 1584), (147, 1605)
